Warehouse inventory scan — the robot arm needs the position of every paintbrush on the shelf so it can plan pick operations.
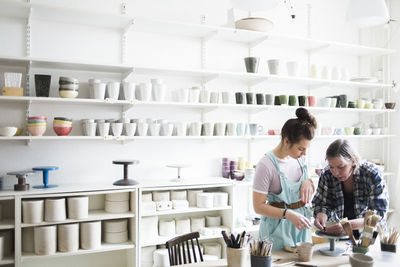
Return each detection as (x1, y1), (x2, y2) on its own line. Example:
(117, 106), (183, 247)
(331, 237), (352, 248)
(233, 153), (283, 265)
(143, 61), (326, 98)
(341, 219), (357, 246)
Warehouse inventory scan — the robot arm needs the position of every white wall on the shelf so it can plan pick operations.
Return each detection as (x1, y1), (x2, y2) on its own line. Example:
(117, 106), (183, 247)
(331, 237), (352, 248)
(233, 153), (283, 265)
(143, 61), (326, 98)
(0, 0), (395, 221)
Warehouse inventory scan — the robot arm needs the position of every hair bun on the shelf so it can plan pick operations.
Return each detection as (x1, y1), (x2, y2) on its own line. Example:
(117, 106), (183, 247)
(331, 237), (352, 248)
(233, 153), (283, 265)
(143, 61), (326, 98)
(296, 108), (317, 128)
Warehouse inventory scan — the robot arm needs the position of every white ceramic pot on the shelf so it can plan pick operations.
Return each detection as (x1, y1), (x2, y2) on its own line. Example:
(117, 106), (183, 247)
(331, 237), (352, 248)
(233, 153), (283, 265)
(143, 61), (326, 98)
(45, 198), (66, 222)
(106, 192), (129, 201)
(22, 199), (44, 224)
(141, 216), (158, 243)
(187, 190), (203, 207)
(137, 122), (149, 136)
(104, 231), (128, 244)
(155, 201), (172, 211)
(1, 230), (12, 256)
(172, 200), (189, 210)
(206, 215), (221, 227)
(22, 227), (34, 252)
(153, 249), (170, 267)
(105, 200), (129, 213)
(80, 221), (101, 250)
(93, 82), (106, 100)
(123, 82), (135, 101)
(160, 122), (174, 136)
(174, 122), (187, 136)
(136, 83), (152, 101)
(175, 218), (191, 235)
(107, 82), (120, 100)
(152, 83), (166, 102)
(67, 196), (89, 220)
(213, 192), (229, 207)
(190, 217), (205, 232)
(153, 191), (170, 201)
(124, 122), (136, 136)
(111, 122), (123, 137)
(142, 201), (156, 214)
(97, 122), (110, 136)
(159, 219), (175, 236)
(104, 219), (128, 233)
(170, 190), (187, 200)
(58, 223), (79, 252)
(196, 193), (214, 208)
(34, 225), (57, 255)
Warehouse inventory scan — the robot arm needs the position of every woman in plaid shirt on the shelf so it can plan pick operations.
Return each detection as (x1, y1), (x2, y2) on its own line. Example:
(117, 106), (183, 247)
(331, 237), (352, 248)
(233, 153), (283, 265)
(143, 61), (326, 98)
(312, 139), (389, 235)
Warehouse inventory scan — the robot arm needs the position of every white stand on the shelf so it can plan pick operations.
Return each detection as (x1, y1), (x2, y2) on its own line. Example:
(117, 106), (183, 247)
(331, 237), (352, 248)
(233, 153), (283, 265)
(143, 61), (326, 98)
(166, 164), (191, 182)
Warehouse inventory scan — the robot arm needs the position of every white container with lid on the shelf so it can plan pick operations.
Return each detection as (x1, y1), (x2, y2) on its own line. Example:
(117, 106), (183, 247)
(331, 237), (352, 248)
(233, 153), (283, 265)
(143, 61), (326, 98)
(67, 196), (88, 219)
(80, 221), (101, 250)
(34, 225), (57, 255)
(45, 198), (66, 222)
(22, 199), (44, 224)
(58, 223), (79, 252)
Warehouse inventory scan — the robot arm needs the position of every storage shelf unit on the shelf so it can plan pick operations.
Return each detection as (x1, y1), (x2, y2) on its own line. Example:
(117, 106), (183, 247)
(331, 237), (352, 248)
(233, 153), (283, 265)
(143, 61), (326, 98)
(21, 242), (135, 261)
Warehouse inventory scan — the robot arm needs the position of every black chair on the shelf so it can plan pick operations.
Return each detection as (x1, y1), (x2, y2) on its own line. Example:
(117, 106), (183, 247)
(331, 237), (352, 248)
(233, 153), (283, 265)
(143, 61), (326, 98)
(166, 232), (204, 266)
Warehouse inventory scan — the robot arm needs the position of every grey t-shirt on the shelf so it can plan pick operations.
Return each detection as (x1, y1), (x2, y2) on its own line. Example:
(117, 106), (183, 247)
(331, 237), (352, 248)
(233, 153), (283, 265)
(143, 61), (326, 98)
(253, 154), (303, 195)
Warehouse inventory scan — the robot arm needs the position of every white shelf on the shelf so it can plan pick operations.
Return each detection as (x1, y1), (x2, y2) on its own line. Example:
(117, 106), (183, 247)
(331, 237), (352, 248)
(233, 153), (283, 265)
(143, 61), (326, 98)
(21, 241), (135, 261)
(0, 134), (394, 142)
(21, 210), (134, 228)
(0, 255), (14, 265)
(0, 219), (14, 230)
(0, 1), (394, 56)
(141, 206), (232, 217)
(0, 55), (393, 88)
(141, 231), (227, 247)
(0, 96), (394, 114)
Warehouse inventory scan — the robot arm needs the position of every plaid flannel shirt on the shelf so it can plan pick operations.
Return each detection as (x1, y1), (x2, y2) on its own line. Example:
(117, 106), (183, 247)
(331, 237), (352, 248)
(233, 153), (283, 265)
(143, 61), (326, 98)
(312, 161), (389, 222)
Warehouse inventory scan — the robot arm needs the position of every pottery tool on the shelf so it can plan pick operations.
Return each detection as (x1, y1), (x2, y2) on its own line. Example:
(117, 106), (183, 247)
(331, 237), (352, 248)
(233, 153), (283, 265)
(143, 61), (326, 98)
(379, 225), (399, 245)
(340, 218), (357, 246)
(7, 170), (35, 191)
(249, 238), (272, 256)
(221, 230), (232, 247)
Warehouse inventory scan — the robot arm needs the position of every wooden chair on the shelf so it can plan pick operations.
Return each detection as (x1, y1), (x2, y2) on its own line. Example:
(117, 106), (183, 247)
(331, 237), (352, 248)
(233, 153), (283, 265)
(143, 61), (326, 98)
(166, 232), (204, 266)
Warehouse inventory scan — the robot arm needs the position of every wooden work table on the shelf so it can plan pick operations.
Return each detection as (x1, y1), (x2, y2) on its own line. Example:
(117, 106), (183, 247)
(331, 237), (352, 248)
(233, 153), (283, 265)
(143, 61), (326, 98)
(180, 241), (399, 267)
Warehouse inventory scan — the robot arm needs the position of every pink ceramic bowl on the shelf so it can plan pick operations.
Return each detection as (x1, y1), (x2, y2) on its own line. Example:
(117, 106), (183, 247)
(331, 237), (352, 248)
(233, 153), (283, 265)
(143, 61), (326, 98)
(53, 126), (72, 136)
(28, 125), (46, 136)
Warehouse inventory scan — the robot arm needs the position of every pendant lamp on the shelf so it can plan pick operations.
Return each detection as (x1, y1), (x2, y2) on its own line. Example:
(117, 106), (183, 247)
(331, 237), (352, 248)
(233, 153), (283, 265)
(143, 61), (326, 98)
(346, 0), (390, 27)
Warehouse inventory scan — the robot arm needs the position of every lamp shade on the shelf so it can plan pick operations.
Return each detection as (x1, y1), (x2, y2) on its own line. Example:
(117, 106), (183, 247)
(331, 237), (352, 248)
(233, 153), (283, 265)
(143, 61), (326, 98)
(346, 0), (389, 27)
(230, 0), (279, 11)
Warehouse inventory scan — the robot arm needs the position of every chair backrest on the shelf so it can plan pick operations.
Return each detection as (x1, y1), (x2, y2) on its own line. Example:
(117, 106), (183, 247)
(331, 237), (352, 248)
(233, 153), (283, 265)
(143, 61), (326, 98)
(166, 232), (204, 266)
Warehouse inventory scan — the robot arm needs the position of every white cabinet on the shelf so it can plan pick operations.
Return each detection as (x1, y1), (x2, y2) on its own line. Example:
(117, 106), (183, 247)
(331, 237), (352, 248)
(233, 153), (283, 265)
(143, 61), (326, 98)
(0, 186), (138, 267)
(138, 180), (233, 266)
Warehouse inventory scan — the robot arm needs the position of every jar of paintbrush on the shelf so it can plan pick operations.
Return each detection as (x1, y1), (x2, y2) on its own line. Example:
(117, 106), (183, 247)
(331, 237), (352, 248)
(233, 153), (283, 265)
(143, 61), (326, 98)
(378, 224), (399, 253)
(249, 238), (272, 267)
(222, 230), (250, 267)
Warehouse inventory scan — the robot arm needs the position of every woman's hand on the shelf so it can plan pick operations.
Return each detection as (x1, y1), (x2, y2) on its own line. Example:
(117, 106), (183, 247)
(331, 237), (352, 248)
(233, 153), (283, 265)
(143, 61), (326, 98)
(286, 210), (312, 231)
(325, 223), (346, 235)
(314, 212), (327, 230)
(300, 179), (315, 203)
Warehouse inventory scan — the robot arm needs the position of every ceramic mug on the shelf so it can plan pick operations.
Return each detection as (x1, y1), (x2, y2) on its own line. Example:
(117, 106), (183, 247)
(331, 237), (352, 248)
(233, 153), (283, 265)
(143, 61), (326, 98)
(274, 95), (281, 105)
(235, 92), (245, 104)
(214, 122), (226, 136)
(176, 88), (189, 103)
(249, 123), (262, 136)
(308, 96), (316, 107)
(97, 122), (110, 136)
(222, 92), (232, 104)
(201, 122), (214, 136)
(160, 123), (174, 136)
(289, 95), (297, 106)
(93, 82), (106, 100)
(107, 82), (120, 100)
(236, 123), (247, 136)
(189, 122), (201, 136)
(199, 89), (210, 103)
(279, 95), (288, 105)
(210, 92), (219, 103)
(267, 59), (280, 75)
(149, 123), (160, 136)
(137, 122), (149, 136)
(298, 95), (307, 106)
(136, 83), (151, 101)
(174, 122), (187, 136)
(122, 82), (135, 101)
(244, 57), (259, 73)
(265, 94), (274, 105)
(344, 127), (354, 135)
(246, 92), (254, 105)
(189, 88), (200, 103)
(256, 93), (265, 105)
(111, 122), (123, 136)
(152, 83), (166, 102)
(225, 122), (236, 136)
(124, 123), (136, 136)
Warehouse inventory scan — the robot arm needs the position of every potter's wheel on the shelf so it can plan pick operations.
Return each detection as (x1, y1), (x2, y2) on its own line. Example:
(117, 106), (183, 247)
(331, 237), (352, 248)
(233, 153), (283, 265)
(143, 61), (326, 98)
(315, 230), (348, 256)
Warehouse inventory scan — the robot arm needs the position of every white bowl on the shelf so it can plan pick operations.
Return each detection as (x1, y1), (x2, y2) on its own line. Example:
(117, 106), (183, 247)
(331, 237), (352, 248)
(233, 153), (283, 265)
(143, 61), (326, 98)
(235, 17), (274, 32)
(104, 231), (128, 244)
(105, 200), (129, 213)
(105, 192), (129, 202)
(104, 219), (128, 233)
(59, 90), (78, 98)
(0, 126), (18, 136)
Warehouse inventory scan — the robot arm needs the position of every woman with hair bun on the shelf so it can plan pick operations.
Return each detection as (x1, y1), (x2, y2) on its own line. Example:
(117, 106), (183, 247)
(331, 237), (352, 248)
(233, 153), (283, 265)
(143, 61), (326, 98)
(253, 107), (318, 250)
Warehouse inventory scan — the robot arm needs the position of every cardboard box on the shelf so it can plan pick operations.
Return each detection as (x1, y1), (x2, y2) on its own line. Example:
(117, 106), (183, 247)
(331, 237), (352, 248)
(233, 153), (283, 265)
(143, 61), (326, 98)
(2, 87), (23, 96)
